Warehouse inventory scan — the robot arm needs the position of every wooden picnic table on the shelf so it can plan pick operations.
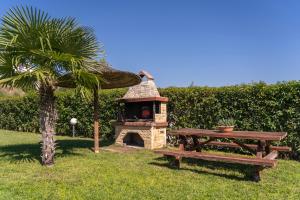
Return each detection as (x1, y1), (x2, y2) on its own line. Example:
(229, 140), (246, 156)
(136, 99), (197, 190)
(155, 128), (290, 182)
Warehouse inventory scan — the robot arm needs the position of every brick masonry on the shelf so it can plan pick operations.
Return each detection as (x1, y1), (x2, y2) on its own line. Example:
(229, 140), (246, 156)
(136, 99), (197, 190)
(115, 125), (166, 149)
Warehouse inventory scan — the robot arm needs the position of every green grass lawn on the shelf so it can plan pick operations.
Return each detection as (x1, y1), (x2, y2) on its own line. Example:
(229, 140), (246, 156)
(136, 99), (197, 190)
(0, 130), (299, 200)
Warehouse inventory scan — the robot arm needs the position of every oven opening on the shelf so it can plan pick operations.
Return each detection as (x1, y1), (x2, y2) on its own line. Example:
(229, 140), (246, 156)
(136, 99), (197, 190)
(123, 132), (144, 147)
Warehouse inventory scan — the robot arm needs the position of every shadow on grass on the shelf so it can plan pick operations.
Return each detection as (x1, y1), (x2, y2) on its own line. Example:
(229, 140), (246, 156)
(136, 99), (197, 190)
(0, 138), (114, 164)
(150, 156), (255, 182)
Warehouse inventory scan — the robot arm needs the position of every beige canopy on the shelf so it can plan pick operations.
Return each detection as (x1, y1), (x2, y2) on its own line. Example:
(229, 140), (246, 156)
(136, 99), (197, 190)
(57, 61), (141, 89)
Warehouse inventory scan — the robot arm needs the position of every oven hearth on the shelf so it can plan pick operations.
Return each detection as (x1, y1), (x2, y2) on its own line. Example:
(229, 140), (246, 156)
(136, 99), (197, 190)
(123, 132), (145, 147)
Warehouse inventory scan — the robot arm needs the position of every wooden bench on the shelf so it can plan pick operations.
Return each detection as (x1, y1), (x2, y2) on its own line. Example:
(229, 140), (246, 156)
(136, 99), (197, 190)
(154, 149), (277, 181)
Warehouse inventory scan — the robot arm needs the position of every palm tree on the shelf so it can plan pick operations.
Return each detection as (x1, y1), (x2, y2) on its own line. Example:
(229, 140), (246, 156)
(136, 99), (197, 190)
(0, 6), (100, 166)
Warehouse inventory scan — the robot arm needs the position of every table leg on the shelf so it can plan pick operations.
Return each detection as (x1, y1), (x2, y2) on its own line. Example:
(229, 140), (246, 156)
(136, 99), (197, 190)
(256, 140), (266, 158)
(178, 135), (186, 151)
(254, 140), (266, 182)
(265, 141), (271, 155)
(192, 136), (201, 152)
(175, 136), (186, 169)
(253, 166), (263, 182)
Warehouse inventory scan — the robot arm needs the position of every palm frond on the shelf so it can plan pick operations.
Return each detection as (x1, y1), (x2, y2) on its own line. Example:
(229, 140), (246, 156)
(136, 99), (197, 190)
(0, 5), (102, 91)
(74, 86), (93, 101)
(0, 68), (55, 89)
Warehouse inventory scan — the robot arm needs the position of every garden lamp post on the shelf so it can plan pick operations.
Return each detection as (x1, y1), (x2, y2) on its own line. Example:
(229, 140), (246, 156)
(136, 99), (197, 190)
(70, 118), (78, 137)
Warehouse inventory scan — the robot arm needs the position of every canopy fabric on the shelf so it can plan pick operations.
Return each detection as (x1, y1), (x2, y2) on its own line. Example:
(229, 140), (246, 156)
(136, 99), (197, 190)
(57, 60), (141, 89)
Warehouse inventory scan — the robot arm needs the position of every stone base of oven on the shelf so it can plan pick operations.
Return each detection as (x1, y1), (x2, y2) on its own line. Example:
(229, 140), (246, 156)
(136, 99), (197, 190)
(115, 125), (167, 149)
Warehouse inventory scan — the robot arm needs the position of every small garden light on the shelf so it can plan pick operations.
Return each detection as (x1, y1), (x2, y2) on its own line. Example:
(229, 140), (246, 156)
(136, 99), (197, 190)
(70, 118), (78, 137)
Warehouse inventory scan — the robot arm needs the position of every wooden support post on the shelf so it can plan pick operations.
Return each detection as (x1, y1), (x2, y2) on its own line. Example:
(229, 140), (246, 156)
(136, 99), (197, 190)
(179, 142), (185, 151)
(265, 141), (271, 155)
(174, 157), (181, 169)
(175, 136), (186, 169)
(253, 166), (262, 182)
(192, 136), (201, 152)
(261, 140), (266, 157)
(254, 140), (266, 182)
(93, 87), (100, 153)
(256, 140), (266, 158)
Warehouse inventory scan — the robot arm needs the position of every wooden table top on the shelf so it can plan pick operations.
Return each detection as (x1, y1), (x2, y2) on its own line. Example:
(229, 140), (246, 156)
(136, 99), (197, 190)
(168, 128), (287, 141)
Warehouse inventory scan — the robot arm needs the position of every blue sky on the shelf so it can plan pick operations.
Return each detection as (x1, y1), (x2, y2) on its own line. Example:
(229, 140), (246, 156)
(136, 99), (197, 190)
(1, 0), (300, 87)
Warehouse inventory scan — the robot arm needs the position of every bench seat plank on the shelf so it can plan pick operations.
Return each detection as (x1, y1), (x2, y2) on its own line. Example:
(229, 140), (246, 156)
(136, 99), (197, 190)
(154, 149), (277, 167)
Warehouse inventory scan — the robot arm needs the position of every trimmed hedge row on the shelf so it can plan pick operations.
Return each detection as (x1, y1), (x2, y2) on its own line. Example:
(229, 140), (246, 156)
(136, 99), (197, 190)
(0, 89), (126, 138)
(0, 82), (299, 157)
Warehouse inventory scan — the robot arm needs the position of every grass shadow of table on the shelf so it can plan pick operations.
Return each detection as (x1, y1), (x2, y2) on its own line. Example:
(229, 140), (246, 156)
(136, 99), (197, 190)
(0, 138), (113, 164)
(150, 156), (256, 182)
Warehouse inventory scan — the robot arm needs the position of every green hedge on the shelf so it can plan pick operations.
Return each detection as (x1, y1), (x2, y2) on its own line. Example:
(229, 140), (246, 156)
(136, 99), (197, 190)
(0, 89), (126, 139)
(0, 82), (299, 158)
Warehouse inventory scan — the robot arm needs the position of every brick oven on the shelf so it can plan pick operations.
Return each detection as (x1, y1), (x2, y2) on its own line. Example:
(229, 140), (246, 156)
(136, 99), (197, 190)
(115, 71), (168, 149)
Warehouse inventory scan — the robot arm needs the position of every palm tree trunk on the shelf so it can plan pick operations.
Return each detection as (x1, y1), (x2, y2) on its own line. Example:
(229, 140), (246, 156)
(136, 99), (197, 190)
(39, 85), (56, 166)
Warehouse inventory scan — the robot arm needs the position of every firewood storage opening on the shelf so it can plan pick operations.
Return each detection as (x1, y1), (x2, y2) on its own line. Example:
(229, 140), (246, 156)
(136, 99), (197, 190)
(123, 132), (145, 147)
